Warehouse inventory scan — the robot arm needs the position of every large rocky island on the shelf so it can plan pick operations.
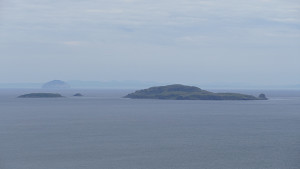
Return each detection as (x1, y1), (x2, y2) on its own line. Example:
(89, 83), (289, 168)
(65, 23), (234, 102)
(124, 84), (267, 100)
(18, 93), (63, 98)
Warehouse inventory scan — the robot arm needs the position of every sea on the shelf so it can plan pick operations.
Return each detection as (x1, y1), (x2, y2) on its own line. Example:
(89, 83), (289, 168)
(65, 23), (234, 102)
(0, 89), (299, 169)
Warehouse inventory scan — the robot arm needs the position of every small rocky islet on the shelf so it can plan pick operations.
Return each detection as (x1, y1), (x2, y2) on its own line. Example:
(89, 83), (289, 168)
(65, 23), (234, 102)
(73, 93), (83, 97)
(124, 84), (268, 100)
(18, 93), (63, 98)
(18, 93), (85, 98)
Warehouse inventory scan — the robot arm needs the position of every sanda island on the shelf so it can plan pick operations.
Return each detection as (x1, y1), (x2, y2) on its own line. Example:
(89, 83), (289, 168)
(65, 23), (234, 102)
(18, 93), (63, 98)
(124, 84), (267, 100)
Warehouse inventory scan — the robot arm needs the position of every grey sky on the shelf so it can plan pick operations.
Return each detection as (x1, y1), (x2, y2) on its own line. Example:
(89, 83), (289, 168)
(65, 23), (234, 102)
(1, 0), (299, 85)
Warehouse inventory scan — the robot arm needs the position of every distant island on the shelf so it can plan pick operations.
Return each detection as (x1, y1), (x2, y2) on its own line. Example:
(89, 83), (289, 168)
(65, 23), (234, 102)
(124, 84), (268, 100)
(73, 93), (83, 97)
(42, 80), (71, 89)
(18, 93), (63, 98)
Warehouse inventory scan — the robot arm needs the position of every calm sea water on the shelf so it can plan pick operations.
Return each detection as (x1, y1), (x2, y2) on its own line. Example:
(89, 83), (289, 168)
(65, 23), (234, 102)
(0, 89), (299, 169)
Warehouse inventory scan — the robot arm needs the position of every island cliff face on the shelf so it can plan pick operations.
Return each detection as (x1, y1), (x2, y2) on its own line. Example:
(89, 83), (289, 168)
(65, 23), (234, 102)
(124, 84), (267, 100)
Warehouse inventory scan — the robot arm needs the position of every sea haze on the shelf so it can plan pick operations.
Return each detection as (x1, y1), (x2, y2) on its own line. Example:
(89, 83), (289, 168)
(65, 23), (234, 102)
(0, 89), (299, 169)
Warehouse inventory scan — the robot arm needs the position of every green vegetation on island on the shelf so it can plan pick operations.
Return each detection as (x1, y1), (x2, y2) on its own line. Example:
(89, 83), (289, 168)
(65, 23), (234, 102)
(18, 93), (63, 98)
(124, 84), (268, 100)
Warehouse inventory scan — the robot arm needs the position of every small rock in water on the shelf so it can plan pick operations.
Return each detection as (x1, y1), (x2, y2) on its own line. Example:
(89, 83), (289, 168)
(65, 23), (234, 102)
(258, 93), (267, 100)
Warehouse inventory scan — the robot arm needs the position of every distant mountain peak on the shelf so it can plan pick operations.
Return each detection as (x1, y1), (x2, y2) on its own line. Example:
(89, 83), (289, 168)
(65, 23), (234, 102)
(42, 80), (71, 89)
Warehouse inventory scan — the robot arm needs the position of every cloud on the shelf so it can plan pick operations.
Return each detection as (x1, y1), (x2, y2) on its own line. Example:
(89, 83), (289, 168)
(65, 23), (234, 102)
(2, 0), (299, 29)
(86, 9), (124, 14)
(1, 0), (299, 84)
(176, 36), (209, 43)
(270, 18), (300, 24)
(62, 41), (84, 46)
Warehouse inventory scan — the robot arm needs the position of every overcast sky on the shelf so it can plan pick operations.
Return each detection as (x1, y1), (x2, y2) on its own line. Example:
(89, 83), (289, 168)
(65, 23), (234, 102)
(0, 0), (299, 85)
